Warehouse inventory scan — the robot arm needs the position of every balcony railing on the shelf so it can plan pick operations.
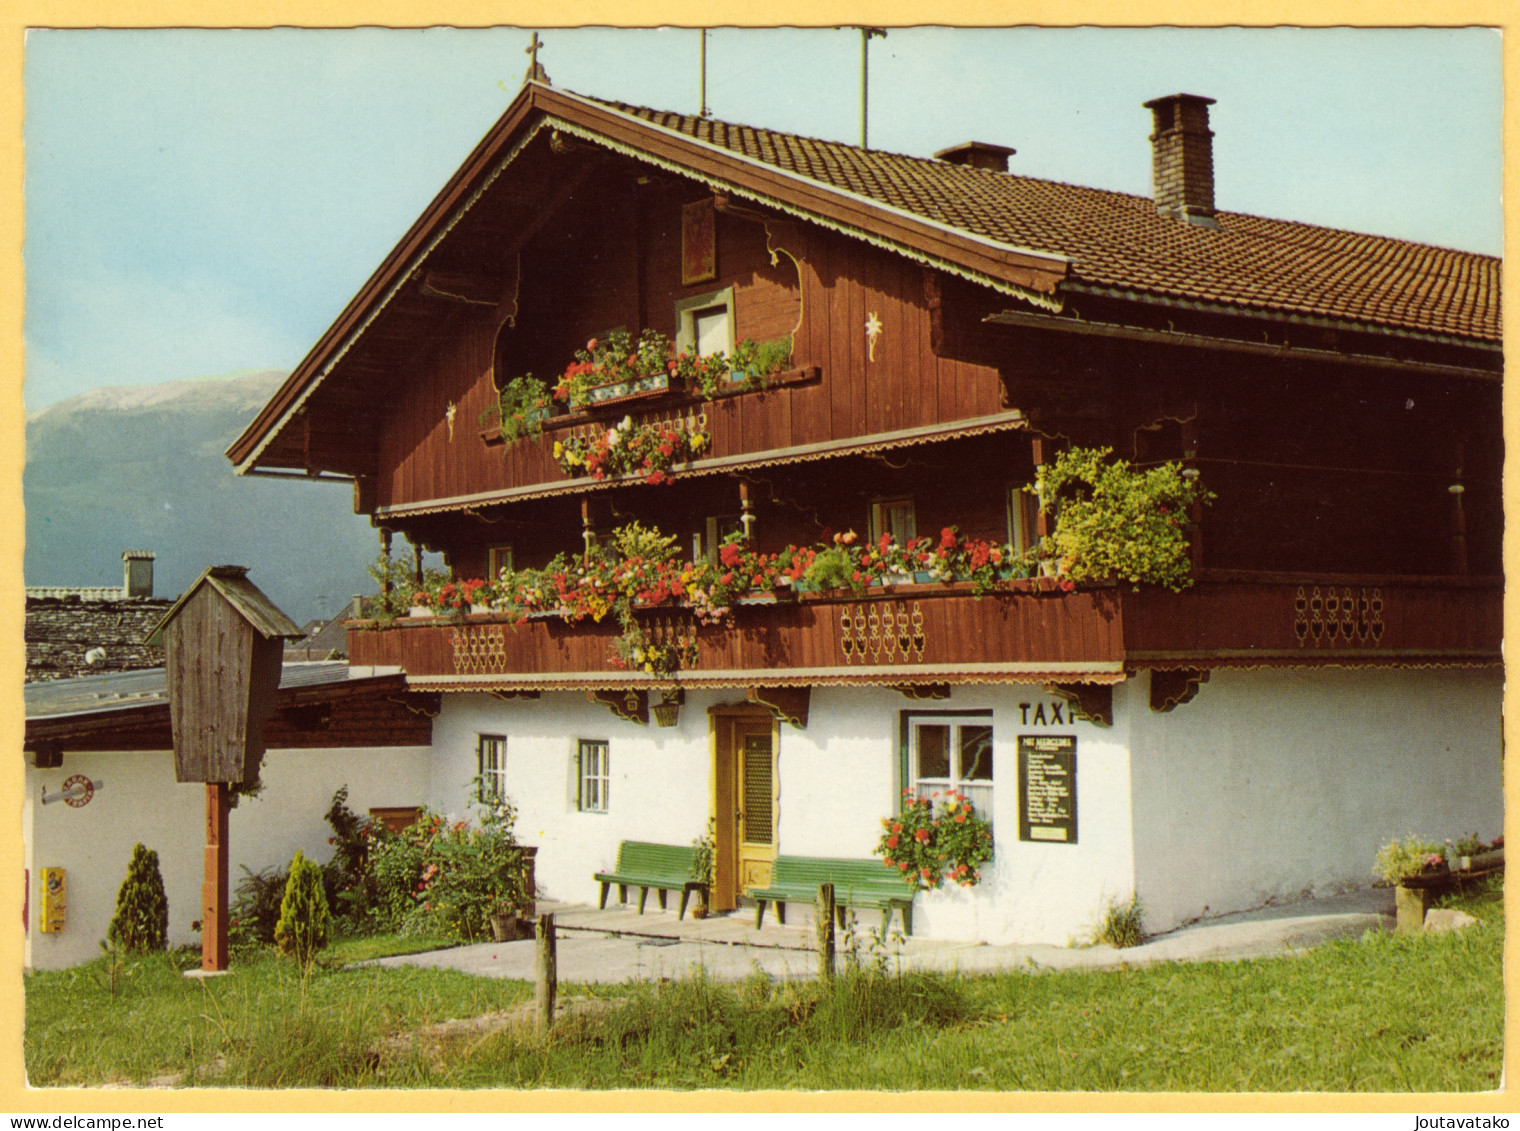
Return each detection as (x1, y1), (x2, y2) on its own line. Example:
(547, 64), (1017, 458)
(345, 576), (1501, 693)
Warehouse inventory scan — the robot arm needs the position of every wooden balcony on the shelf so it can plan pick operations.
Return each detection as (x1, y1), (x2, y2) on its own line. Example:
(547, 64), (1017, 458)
(345, 577), (1501, 695)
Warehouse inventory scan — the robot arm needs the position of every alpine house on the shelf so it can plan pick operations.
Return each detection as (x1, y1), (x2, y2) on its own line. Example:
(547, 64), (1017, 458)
(227, 80), (1501, 944)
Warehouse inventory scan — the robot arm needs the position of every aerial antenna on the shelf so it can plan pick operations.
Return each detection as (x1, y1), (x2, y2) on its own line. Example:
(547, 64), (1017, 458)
(860, 27), (887, 148)
(525, 31), (550, 84)
(699, 29), (710, 118)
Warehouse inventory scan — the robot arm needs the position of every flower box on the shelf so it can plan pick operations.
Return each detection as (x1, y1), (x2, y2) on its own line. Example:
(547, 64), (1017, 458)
(569, 373), (670, 410)
(409, 606), (433, 619)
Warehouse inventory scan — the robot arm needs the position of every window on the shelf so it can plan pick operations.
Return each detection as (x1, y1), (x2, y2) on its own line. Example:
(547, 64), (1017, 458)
(577, 740), (610, 813)
(693, 515), (743, 562)
(477, 734), (506, 803)
(903, 712), (994, 822)
(487, 544), (514, 578)
(870, 497), (916, 545)
(1007, 486), (1040, 556)
(675, 287), (735, 359)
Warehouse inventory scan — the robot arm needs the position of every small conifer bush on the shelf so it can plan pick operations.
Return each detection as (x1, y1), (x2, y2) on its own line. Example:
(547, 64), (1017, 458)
(107, 842), (169, 954)
(274, 850), (331, 966)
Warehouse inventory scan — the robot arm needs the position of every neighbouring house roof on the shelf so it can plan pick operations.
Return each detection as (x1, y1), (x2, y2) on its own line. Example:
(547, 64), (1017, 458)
(284, 607), (353, 662)
(229, 81), (1500, 474)
(25, 596), (174, 683)
(24, 661), (429, 753)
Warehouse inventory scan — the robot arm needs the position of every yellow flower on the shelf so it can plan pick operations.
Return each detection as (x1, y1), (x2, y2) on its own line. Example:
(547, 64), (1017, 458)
(552, 441), (563, 459)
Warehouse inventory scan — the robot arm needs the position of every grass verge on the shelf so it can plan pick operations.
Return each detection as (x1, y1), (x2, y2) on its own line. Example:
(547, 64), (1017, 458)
(25, 879), (1502, 1091)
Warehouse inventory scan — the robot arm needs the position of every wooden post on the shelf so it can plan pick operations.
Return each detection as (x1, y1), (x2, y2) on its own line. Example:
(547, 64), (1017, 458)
(816, 882), (836, 981)
(1180, 418), (1204, 576)
(1031, 437), (1053, 539)
(535, 913), (557, 1034)
(1449, 439), (1469, 577)
(202, 782), (230, 972)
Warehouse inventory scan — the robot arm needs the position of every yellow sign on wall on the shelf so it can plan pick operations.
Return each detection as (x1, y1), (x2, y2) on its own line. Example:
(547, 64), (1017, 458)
(39, 868), (66, 933)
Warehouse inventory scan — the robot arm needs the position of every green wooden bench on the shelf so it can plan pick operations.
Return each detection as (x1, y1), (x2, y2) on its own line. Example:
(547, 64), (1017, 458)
(594, 841), (707, 919)
(749, 855), (916, 935)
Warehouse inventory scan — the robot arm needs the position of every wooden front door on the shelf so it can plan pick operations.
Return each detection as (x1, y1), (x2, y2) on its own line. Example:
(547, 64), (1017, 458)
(711, 713), (778, 911)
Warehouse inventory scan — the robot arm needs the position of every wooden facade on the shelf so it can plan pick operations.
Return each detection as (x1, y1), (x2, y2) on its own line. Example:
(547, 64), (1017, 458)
(232, 83), (1502, 692)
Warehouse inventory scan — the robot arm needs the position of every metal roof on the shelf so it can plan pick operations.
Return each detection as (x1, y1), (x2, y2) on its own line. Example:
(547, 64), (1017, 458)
(24, 661), (403, 722)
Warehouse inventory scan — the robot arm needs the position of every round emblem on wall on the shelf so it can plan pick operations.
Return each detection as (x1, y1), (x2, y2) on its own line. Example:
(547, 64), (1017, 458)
(62, 774), (94, 808)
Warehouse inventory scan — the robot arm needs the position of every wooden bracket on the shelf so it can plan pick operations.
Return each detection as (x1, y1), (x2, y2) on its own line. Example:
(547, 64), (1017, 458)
(589, 688), (648, 726)
(1149, 668), (1210, 713)
(747, 686), (810, 729)
(488, 689), (542, 701)
(27, 741), (63, 770)
(419, 269), (503, 306)
(1045, 682), (1113, 727)
(387, 692), (442, 719)
(895, 683), (951, 701)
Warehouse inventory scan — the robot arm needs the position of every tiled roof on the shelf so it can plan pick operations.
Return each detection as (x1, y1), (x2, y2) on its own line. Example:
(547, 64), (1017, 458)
(25, 597), (172, 683)
(594, 98), (1500, 342)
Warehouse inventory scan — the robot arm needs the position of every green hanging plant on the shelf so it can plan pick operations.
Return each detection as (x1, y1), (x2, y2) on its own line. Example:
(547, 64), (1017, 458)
(1032, 446), (1213, 591)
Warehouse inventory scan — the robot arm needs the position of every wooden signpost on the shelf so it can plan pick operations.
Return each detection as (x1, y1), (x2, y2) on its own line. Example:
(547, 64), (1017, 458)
(147, 566), (302, 972)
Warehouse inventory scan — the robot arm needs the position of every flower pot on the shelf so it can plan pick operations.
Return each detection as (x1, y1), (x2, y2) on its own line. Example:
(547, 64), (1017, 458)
(913, 571), (940, 585)
(470, 603), (492, 616)
(1038, 559), (1062, 579)
(409, 606), (433, 618)
(883, 572), (914, 587)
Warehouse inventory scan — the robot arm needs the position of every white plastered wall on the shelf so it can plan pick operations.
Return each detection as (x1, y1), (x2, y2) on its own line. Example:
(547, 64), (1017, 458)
(428, 692), (715, 907)
(24, 745), (431, 971)
(1128, 667), (1504, 934)
(431, 684), (1138, 947)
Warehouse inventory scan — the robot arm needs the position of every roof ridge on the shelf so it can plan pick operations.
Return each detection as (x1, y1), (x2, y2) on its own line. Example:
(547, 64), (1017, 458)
(578, 87), (1497, 263)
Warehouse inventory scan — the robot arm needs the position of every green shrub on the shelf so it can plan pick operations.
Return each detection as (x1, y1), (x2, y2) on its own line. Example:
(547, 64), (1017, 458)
(107, 843), (169, 954)
(229, 864), (289, 949)
(802, 546), (860, 592)
(275, 850), (331, 966)
(366, 797), (532, 942)
(1375, 835), (1446, 883)
(1094, 895), (1146, 948)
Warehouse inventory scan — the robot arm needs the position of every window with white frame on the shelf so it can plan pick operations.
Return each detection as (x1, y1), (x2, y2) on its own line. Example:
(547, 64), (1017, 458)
(870, 497), (916, 546)
(903, 712), (994, 823)
(477, 734), (507, 803)
(675, 288), (735, 360)
(1007, 486), (1040, 556)
(577, 739), (610, 813)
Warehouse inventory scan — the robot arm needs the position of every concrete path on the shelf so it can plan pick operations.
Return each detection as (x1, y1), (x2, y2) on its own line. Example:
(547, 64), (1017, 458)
(369, 887), (1395, 984)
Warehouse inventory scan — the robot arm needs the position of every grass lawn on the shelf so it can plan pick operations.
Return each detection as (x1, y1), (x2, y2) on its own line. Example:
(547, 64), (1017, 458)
(24, 880), (1502, 1091)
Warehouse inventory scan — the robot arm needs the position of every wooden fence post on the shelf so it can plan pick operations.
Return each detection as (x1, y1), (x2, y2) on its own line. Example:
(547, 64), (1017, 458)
(535, 913), (557, 1034)
(816, 883), (835, 981)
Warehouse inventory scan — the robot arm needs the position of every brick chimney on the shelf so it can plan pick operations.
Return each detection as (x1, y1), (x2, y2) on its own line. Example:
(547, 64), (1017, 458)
(1143, 93), (1218, 227)
(121, 550), (155, 599)
(934, 141), (1016, 173)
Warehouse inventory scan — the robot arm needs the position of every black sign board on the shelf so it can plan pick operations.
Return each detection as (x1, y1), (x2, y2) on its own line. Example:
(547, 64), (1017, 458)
(1018, 734), (1077, 844)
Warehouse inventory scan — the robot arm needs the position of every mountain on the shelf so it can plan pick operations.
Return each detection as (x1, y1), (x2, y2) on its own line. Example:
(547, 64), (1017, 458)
(25, 370), (384, 625)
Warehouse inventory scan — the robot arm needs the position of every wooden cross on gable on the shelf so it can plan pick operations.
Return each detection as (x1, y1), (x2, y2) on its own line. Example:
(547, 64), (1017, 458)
(524, 32), (550, 84)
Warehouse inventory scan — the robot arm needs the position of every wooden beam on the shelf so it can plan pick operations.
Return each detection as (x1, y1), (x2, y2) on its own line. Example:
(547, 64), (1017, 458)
(202, 783), (230, 972)
(1046, 682), (1113, 727)
(747, 685), (810, 729)
(588, 688), (648, 725)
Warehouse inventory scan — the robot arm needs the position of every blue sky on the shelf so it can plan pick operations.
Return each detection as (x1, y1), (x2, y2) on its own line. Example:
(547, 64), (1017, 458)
(22, 26), (1502, 412)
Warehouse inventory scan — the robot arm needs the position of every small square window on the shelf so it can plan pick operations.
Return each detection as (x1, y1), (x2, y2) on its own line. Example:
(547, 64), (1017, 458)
(870, 497), (916, 546)
(577, 740), (610, 813)
(675, 288), (735, 361)
(478, 734), (507, 803)
(694, 515), (744, 562)
(487, 544), (514, 578)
